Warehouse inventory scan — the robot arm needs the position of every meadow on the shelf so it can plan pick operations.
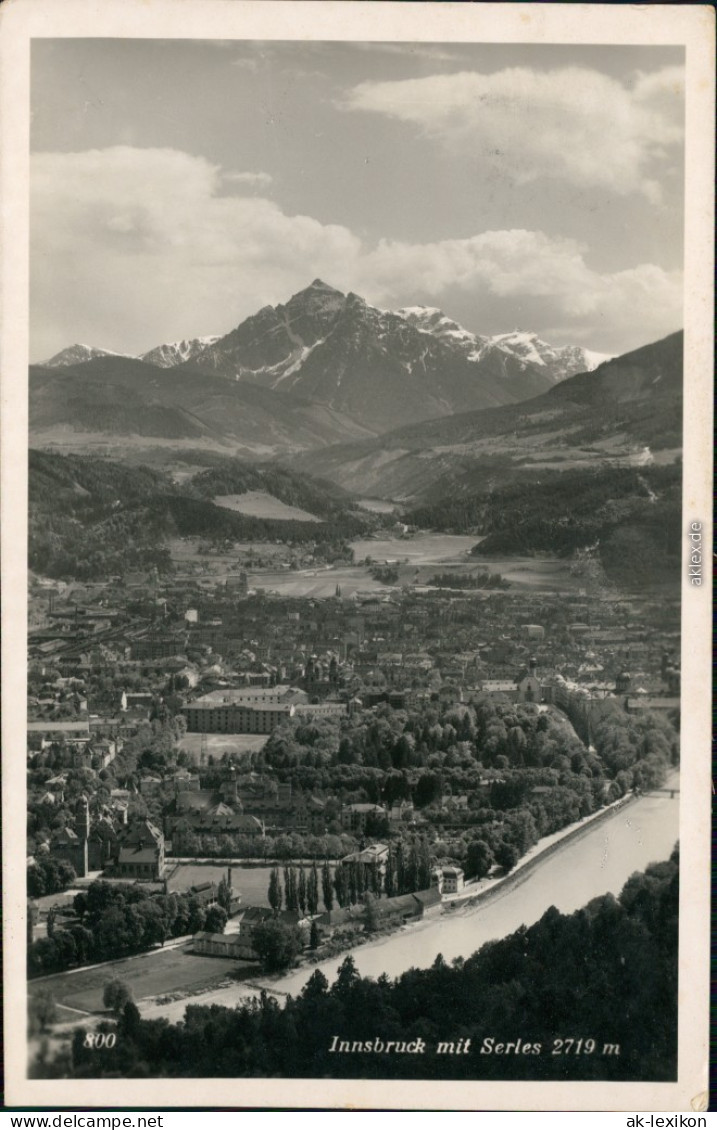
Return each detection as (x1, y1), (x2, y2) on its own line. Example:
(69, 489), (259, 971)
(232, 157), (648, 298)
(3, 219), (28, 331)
(167, 865), (274, 908)
(30, 945), (242, 1015)
(176, 733), (266, 765)
(213, 491), (321, 522)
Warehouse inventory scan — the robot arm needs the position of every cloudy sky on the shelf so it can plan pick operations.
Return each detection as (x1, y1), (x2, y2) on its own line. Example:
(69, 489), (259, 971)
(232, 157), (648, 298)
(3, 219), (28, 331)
(30, 39), (684, 361)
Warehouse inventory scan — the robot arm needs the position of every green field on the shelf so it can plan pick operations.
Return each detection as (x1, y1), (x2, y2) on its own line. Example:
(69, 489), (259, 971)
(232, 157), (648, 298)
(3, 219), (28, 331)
(411, 557), (585, 593)
(248, 565), (388, 598)
(349, 533), (478, 563)
(357, 498), (398, 514)
(177, 733), (266, 765)
(166, 530), (579, 596)
(29, 945), (242, 1014)
(167, 537), (290, 564)
(168, 864), (274, 907)
(214, 491), (321, 522)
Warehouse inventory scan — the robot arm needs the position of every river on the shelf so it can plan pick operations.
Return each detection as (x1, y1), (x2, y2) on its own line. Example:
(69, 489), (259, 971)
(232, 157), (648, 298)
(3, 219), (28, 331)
(143, 777), (679, 1021)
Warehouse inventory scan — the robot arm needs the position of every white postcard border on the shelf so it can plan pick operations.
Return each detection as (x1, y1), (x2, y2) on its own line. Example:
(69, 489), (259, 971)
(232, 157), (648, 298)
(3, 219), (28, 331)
(1, 0), (713, 1111)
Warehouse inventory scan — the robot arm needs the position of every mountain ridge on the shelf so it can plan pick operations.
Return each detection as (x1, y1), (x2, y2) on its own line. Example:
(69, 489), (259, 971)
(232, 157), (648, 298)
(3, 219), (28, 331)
(40, 280), (613, 436)
(286, 330), (683, 500)
(29, 354), (376, 455)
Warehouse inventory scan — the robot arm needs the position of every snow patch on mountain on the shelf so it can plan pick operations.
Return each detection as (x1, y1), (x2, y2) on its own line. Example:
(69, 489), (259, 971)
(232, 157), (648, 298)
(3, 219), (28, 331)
(273, 338), (327, 386)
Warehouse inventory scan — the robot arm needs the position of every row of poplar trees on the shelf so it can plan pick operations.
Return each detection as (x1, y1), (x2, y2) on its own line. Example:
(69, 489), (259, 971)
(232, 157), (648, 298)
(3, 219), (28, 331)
(267, 839), (433, 915)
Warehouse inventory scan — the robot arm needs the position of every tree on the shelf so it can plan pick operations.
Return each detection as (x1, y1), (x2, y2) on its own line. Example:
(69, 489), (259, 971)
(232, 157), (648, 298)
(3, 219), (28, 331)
(395, 841), (406, 895)
(285, 866), (299, 912)
(384, 850), (396, 898)
(347, 862), (358, 905)
(216, 876), (232, 914)
(297, 867), (307, 916)
(204, 905), (228, 934)
(365, 811), (389, 837)
(363, 892), (379, 934)
(251, 919), (304, 973)
(268, 867), (283, 914)
(417, 838), (432, 891)
(302, 967), (328, 997)
(103, 979), (133, 1015)
(466, 839), (493, 880)
(321, 861), (334, 912)
(309, 919), (320, 950)
(368, 860), (381, 895)
(307, 864), (319, 916)
(119, 1000), (142, 1041)
(73, 892), (88, 920)
(404, 842), (419, 894)
(186, 896), (207, 935)
(494, 841), (518, 874)
(28, 990), (57, 1034)
(414, 771), (441, 808)
(27, 864), (46, 899)
(333, 865), (348, 908)
(356, 861), (366, 899)
(332, 954), (360, 999)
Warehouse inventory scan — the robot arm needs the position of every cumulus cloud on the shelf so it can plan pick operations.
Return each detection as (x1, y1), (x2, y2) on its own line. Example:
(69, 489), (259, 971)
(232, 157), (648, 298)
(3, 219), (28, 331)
(30, 146), (681, 359)
(222, 170), (274, 187)
(354, 230), (682, 350)
(350, 43), (465, 62)
(341, 65), (684, 201)
(30, 147), (360, 357)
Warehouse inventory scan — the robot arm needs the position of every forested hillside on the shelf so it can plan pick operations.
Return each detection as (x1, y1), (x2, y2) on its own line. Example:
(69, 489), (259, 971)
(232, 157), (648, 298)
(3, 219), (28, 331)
(190, 457), (355, 519)
(29, 450), (366, 580)
(406, 465), (682, 590)
(288, 331), (683, 499)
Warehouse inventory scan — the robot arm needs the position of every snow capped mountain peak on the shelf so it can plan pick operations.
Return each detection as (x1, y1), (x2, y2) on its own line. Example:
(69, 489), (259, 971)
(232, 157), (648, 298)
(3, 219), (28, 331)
(41, 284), (613, 407)
(398, 305), (443, 319)
(393, 310), (612, 383)
(139, 337), (221, 368)
(307, 278), (342, 294)
(42, 343), (130, 367)
(580, 348), (613, 371)
(396, 305), (488, 351)
(488, 331), (613, 381)
(490, 331), (554, 368)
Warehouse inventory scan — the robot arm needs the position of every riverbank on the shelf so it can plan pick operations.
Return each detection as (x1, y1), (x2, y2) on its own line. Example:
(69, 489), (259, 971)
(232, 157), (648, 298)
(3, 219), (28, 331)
(441, 782), (645, 912)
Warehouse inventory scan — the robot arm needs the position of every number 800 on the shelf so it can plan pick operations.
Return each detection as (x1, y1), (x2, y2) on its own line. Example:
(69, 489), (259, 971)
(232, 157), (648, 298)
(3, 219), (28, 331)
(82, 1032), (117, 1050)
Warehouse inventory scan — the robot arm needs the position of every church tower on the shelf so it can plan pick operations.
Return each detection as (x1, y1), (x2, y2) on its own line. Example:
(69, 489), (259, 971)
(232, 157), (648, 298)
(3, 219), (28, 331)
(518, 657), (542, 704)
(222, 763), (239, 806)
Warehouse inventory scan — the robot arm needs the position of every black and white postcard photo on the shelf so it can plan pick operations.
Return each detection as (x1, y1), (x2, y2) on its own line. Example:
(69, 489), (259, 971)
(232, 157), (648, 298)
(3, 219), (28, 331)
(1, 0), (713, 1114)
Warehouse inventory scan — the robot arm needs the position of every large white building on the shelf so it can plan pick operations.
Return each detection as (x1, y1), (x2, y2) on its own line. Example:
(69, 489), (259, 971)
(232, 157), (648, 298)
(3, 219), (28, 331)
(183, 686), (346, 734)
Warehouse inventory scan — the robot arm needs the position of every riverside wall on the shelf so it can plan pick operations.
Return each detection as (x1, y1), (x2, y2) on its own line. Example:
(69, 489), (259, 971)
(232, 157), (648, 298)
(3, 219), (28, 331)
(443, 791), (641, 915)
